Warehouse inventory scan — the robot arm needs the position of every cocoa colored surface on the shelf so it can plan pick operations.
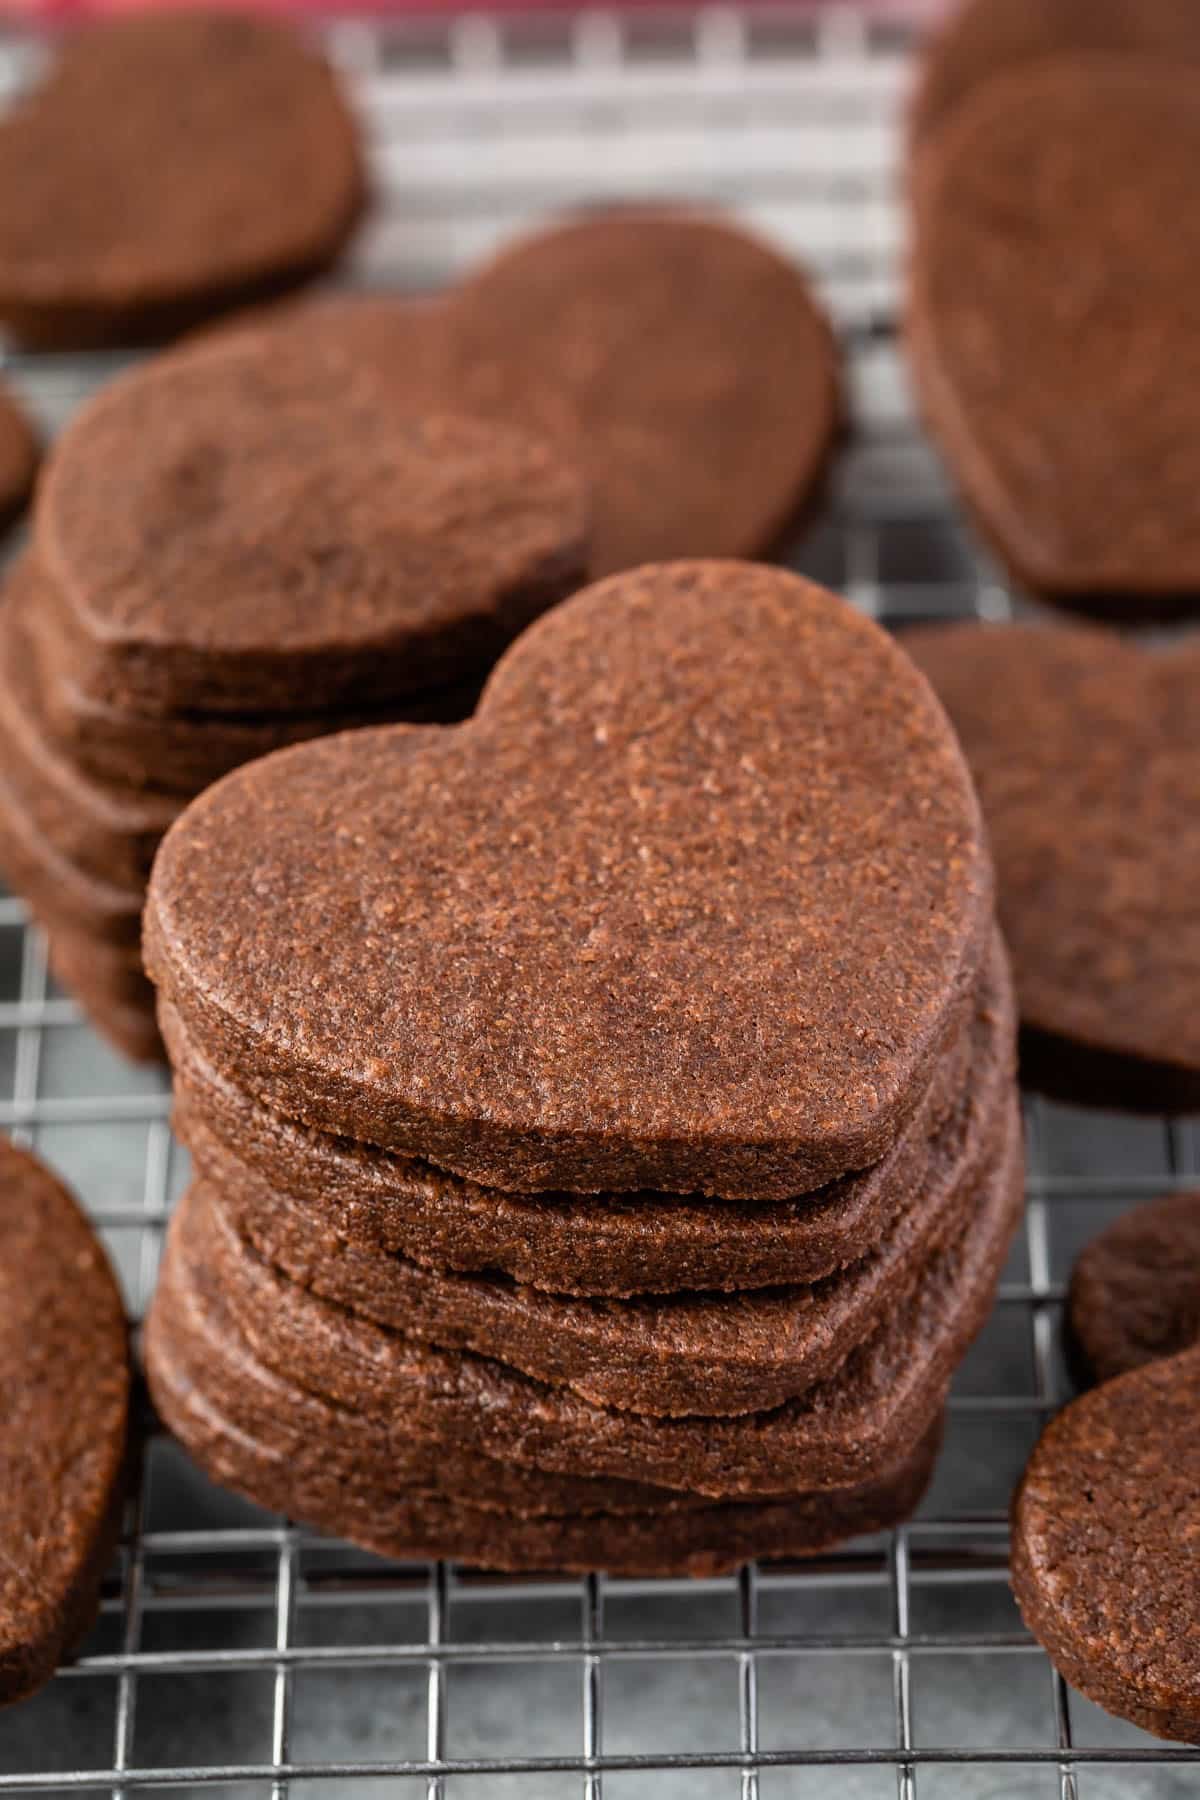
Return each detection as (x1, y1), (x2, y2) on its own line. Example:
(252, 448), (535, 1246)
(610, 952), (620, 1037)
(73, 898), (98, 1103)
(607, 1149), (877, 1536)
(0, 573), (180, 889)
(27, 559), (479, 796)
(906, 621), (1200, 1109)
(167, 933), (1004, 1296)
(0, 11), (364, 348)
(146, 564), (992, 1200)
(0, 1138), (129, 1705)
(439, 210), (841, 576)
(146, 1226), (938, 1534)
(170, 1095), (1022, 1497)
(0, 759), (143, 947)
(0, 384), (38, 528)
(1012, 1349), (1200, 1743)
(908, 60), (1200, 619)
(910, 0), (1200, 152)
(39, 335), (590, 713)
(44, 931), (162, 1063)
(197, 1005), (1009, 1417)
(1068, 1192), (1200, 1385)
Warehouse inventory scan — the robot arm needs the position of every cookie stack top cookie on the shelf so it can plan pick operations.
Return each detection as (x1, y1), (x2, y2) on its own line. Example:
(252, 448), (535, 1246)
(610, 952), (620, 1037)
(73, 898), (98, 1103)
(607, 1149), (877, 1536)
(147, 560), (992, 1197)
(0, 330), (589, 1058)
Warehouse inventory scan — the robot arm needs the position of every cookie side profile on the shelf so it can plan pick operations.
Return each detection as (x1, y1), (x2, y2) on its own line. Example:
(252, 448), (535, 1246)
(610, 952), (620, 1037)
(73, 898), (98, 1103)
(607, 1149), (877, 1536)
(0, 1139), (129, 1705)
(1012, 1350), (1200, 1742)
(441, 210), (841, 575)
(909, 60), (1200, 619)
(906, 621), (1200, 1110)
(0, 383), (38, 528)
(145, 563), (992, 1199)
(0, 11), (365, 347)
(176, 1097), (1021, 1497)
(1068, 1192), (1200, 1385)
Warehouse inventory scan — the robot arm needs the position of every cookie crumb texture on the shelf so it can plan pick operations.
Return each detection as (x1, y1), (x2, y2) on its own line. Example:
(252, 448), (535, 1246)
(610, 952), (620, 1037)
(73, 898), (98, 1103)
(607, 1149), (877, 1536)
(0, 1139), (129, 1706)
(1012, 1351), (1200, 1743)
(1068, 1191), (1200, 1385)
(906, 621), (1200, 1110)
(0, 11), (364, 347)
(909, 59), (1200, 618)
(146, 561), (992, 1198)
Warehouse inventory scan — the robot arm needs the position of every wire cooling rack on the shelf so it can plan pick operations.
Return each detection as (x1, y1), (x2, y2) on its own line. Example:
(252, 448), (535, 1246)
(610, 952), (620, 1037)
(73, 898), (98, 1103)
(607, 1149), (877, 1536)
(0, 7), (1198, 1797)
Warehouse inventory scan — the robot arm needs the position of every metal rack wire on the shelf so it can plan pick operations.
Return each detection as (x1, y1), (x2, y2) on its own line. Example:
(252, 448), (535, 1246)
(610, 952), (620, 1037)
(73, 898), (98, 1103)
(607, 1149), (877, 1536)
(0, 8), (1196, 1796)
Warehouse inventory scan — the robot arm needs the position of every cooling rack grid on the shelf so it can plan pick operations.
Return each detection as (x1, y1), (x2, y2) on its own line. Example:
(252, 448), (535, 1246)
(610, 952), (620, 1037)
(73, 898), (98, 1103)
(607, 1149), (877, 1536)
(0, 8), (1197, 1797)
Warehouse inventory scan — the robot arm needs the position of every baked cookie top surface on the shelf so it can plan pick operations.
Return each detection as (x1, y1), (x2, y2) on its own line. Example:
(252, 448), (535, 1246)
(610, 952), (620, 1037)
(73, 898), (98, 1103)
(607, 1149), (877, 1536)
(909, 59), (1200, 608)
(147, 561), (991, 1198)
(440, 210), (841, 576)
(0, 11), (363, 325)
(39, 334), (590, 709)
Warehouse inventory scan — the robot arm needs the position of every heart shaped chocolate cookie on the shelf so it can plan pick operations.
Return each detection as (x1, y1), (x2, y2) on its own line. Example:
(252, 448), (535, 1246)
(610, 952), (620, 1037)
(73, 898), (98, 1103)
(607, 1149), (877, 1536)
(146, 561), (991, 1199)
(0, 11), (364, 347)
(909, 59), (1200, 618)
(907, 620), (1200, 1109)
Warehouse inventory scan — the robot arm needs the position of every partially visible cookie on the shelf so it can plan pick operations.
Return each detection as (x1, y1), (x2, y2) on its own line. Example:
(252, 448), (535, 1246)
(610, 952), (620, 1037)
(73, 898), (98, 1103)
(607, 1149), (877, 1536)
(906, 621), (1200, 1111)
(910, 0), (1200, 153)
(0, 1138), (129, 1705)
(1068, 1192), (1200, 1385)
(1012, 1349), (1200, 1742)
(909, 60), (1200, 619)
(0, 383), (38, 529)
(441, 211), (840, 575)
(39, 336), (590, 714)
(0, 11), (364, 347)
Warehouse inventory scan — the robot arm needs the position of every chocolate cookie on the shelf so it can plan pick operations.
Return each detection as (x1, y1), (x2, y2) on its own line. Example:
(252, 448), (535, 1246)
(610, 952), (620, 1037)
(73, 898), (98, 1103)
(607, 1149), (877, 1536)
(0, 11), (364, 348)
(908, 60), (1200, 619)
(1068, 1192), (1200, 1385)
(0, 382), (38, 529)
(146, 563), (992, 1200)
(906, 621), (1200, 1109)
(45, 933), (161, 1063)
(170, 1096), (1021, 1497)
(148, 1223), (938, 1529)
(440, 211), (841, 575)
(0, 1138), (129, 1704)
(1012, 1349), (1200, 1742)
(38, 334), (590, 714)
(0, 585), (180, 889)
(195, 1000), (1010, 1418)
(0, 762), (143, 948)
(910, 0), (1200, 152)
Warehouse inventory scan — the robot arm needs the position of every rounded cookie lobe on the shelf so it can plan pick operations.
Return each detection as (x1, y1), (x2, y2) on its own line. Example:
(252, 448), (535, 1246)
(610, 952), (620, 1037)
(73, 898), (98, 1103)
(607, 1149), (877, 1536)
(906, 620), (1200, 1109)
(909, 0), (1200, 153)
(39, 333), (590, 714)
(0, 1138), (129, 1705)
(146, 562), (992, 1199)
(441, 210), (841, 576)
(1012, 1350), (1200, 1742)
(1069, 1192), (1200, 1385)
(909, 60), (1200, 617)
(0, 11), (364, 347)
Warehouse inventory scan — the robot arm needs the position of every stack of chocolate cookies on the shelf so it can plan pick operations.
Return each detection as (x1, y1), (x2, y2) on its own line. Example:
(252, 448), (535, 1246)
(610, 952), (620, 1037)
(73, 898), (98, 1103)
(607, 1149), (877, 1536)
(143, 562), (1023, 1576)
(0, 332), (589, 1059)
